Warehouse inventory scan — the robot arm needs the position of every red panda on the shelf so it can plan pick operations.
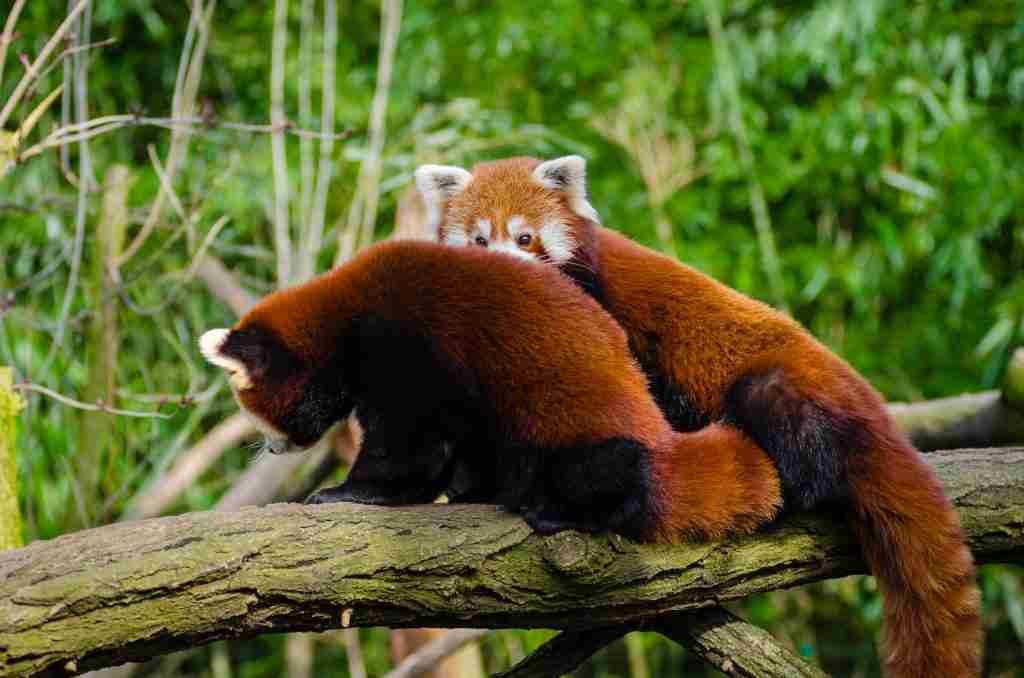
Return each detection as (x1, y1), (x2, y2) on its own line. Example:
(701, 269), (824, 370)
(199, 240), (781, 542)
(419, 156), (982, 678)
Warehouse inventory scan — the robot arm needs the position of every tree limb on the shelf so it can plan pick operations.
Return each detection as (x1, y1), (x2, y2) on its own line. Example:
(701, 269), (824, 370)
(491, 626), (631, 678)
(0, 447), (1021, 676)
(193, 257), (257, 317)
(889, 391), (1024, 451)
(655, 607), (827, 677)
(384, 629), (488, 678)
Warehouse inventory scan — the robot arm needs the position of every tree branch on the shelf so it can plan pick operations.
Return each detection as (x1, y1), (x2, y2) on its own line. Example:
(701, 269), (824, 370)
(384, 629), (488, 678)
(0, 447), (1021, 676)
(492, 626), (632, 678)
(889, 391), (1024, 451)
(655, 607), (827, 677)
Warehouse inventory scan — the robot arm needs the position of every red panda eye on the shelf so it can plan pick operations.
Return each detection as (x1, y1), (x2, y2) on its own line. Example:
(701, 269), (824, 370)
(475, 236), (488, 247)
(517, 233), (532, 247)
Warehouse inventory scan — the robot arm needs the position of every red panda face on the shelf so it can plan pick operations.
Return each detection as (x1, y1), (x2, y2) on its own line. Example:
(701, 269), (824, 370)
(199, 325), (352, 453)
(415, 156), (600, 266)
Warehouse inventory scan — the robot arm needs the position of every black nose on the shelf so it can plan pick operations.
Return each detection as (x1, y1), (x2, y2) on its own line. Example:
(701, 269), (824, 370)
(266, 438), (292, 455)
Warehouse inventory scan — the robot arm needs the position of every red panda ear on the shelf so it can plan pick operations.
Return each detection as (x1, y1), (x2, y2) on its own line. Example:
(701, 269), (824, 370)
(531, 155), (601, 224)
(414, 164), (473, 233)
(199, 328), (255, 390)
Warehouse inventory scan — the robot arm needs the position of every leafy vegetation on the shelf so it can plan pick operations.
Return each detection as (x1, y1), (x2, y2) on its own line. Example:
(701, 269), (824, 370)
(2, 0), (1022, 675)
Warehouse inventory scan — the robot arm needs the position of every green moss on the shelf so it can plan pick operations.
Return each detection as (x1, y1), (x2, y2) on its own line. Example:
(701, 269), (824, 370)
(0, 368), (25, 550)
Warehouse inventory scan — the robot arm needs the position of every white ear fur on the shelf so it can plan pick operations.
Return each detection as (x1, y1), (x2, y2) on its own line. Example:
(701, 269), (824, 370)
(414, 164), (473, 233)
(531, 155), (601, 224)
(199, 328), (253, 390)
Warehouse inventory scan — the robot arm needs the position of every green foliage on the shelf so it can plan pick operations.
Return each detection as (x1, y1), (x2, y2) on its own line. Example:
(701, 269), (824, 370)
(2, 0), (1022, 675)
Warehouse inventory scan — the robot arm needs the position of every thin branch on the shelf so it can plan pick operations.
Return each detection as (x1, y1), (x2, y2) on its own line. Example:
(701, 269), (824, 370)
(40, 0), (93, 376)
(130, 0), (216, 263)
(336, 0), (403, 265)
(270, 0), (292, 286)
(344, 629), (368, 678)
(0, 0), (28, 94)
(297, 0), (316, 233)
(299, 0), (339, 281)
(385, 629), (488, 678)
(493, 627), (631, 678)
(0, 0), (90, 129)
(193, 256), (258, 316)
(13, 383), (173, 419)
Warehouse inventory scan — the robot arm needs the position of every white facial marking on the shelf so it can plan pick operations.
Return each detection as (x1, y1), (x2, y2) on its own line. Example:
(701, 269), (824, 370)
(539, 220), (576, 264)
(476, 218), (492, 239)
(531, 155), (601, 224)
(414, 164), (473, 232)
(506, 215), (526, 236)
(199, 329), (253, 390)
(441, 225), (469, 247)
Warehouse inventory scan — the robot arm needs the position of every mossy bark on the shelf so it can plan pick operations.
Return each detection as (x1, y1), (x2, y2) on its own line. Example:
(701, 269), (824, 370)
(0, 368), (24, 551)
(0, 447), (1022, 677)
(655, 607), (828, 677)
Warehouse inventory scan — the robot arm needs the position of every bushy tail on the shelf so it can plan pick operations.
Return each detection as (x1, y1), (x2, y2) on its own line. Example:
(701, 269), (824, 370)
(848, 434), (981, 677)
(648, 423), (782, 543)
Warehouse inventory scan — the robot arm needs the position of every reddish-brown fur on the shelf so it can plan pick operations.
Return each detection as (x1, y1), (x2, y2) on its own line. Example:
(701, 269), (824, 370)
(433, 157), (981, 677)
(231, 241), (781, 542)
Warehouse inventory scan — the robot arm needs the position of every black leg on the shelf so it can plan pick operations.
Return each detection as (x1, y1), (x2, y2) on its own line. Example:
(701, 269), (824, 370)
(517, 438), (654, 540)
(305, 420), (455, 506)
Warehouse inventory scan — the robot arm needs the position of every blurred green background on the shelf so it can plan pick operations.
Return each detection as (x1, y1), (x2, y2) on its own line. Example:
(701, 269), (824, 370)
(2, 0), (1023, 676)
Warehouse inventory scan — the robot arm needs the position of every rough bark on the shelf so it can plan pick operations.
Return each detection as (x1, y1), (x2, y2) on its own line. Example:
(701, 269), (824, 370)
(1, 447), (1022, 677)
(655, 607), (827, 677)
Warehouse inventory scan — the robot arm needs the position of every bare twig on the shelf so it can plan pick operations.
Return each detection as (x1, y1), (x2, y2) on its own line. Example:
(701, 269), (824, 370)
(72, 0), (96, 189)
(299, 0), (339, 281)
(385, 630), (488, 678)
(124, 0), (216, 265)
(297, 0), (316, 232)
(193, 256), (258, 316)
(0, 0), (90, 129)
(345, 629), (368, 678)
(285, 634), (314, 678)
(337, 0), (403, 265)
(0, 0), (28, 94)
(41, 2), (93, 375)
(13, 383), (172, 419)
(270, 0), (292, 286)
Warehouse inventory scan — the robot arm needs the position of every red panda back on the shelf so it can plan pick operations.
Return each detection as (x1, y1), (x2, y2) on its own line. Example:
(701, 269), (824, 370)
(244, 240), (667, 451)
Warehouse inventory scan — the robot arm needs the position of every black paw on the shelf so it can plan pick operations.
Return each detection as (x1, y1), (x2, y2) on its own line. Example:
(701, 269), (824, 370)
(304, 486), (377, 505)
(523, 509), (585, 536)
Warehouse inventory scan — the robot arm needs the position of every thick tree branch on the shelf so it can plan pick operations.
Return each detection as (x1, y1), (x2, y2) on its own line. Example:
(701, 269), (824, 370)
(1, 447), (1021, 677)
(889, 391), (1024, 451)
